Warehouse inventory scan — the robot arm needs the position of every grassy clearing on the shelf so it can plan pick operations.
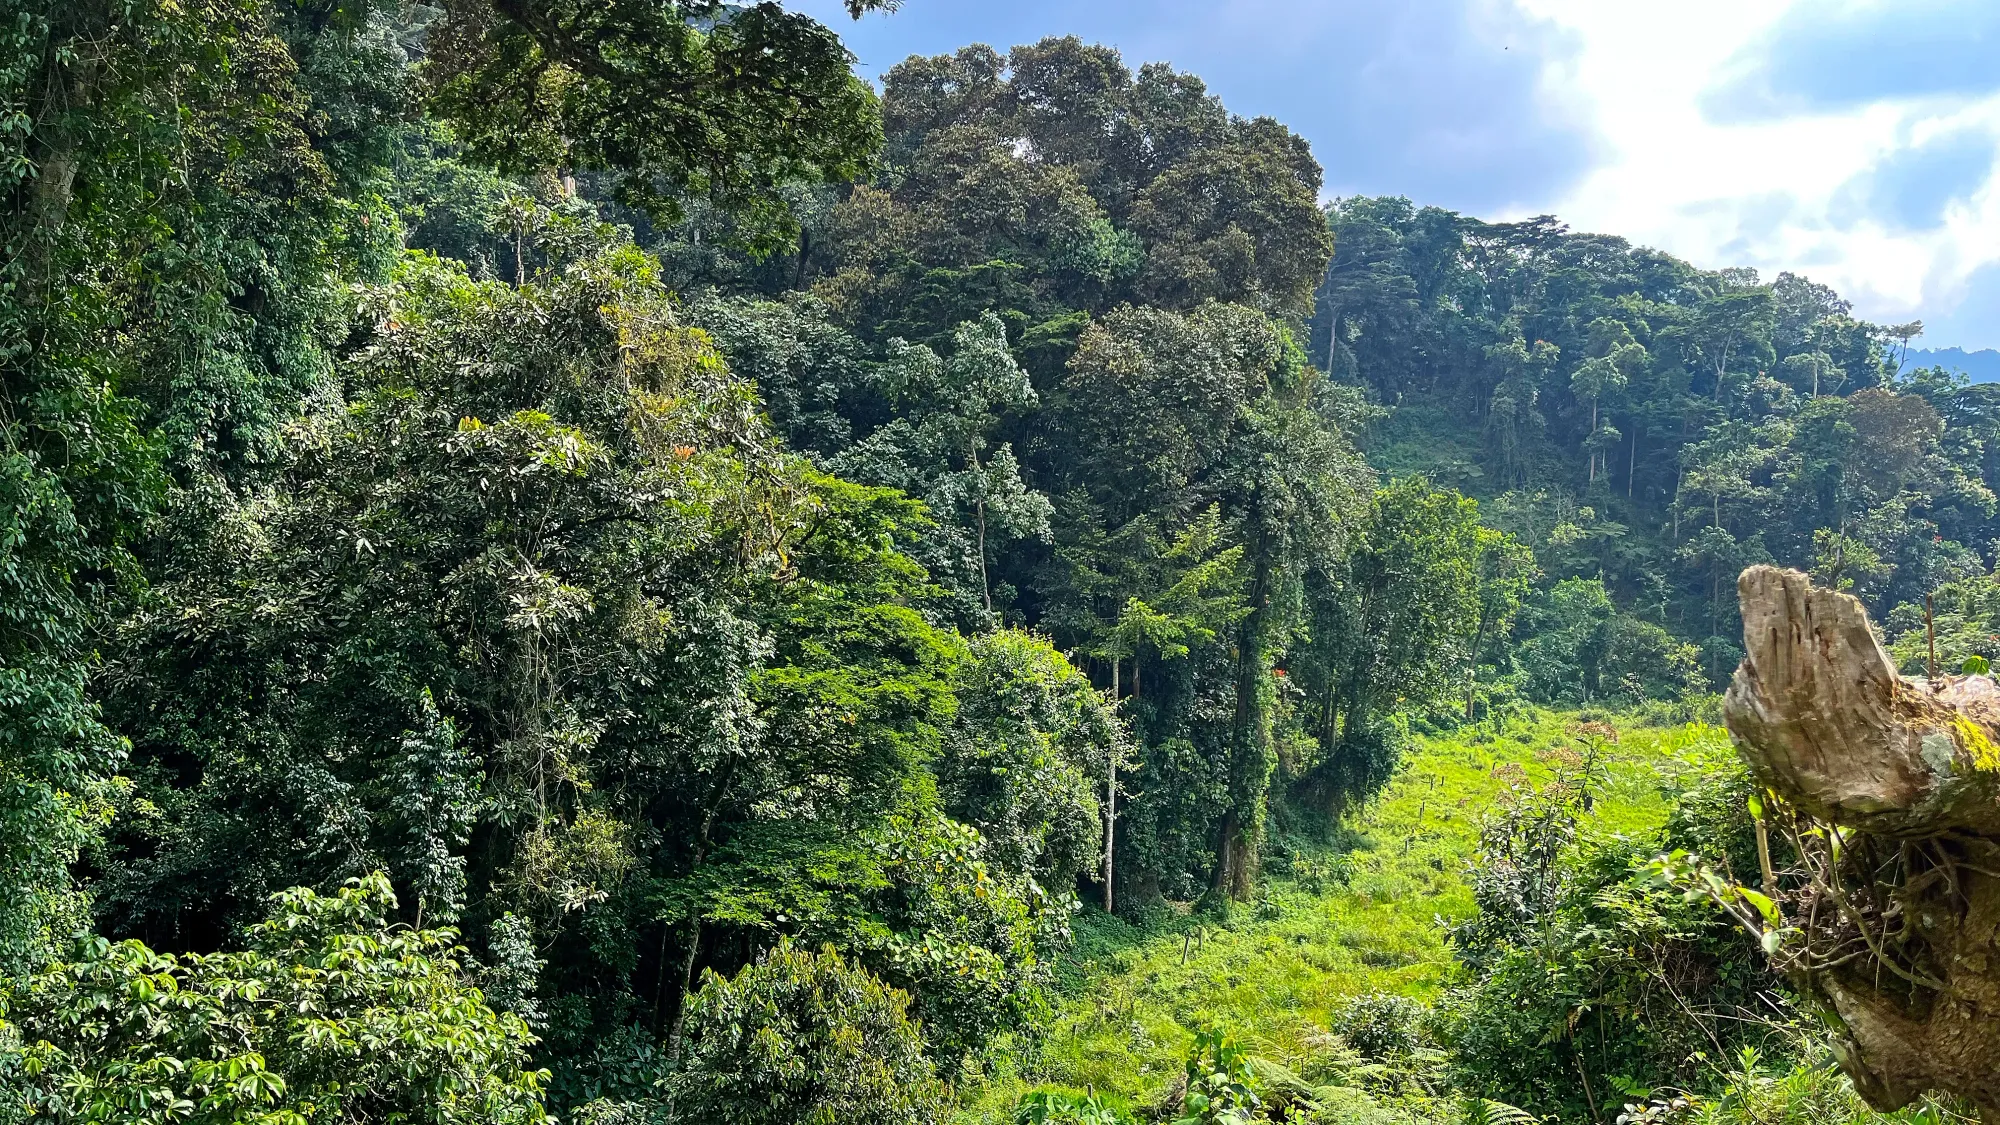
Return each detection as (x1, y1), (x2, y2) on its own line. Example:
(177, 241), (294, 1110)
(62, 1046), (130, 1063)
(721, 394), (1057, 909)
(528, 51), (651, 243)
(957, 709), (1732, 1121)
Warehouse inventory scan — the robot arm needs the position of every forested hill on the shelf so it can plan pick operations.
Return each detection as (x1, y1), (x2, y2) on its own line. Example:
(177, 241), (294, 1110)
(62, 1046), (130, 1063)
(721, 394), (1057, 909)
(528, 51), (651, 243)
(1906, 346), (2000, 383)
(2, 6), (1996, 1125)
(651, 43), (2000, 701)
(1308, 200), (2000, 686)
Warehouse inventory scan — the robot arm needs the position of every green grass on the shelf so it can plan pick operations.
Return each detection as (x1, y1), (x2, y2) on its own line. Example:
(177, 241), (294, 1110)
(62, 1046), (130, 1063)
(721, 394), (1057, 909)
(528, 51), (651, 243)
(956, 710), (1736, 1122)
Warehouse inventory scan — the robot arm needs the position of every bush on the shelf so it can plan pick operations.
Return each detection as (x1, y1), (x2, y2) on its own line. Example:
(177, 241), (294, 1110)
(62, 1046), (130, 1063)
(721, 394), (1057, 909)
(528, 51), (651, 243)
(1438, 736), (1791, 1121)
(1015, 1087), (1131, 1124)
(1174, 1027), (1268, 1124)
(1334, 993), (1424, 1062)
(4, 873), (548, 1125)
(665, 939), (950, 1125)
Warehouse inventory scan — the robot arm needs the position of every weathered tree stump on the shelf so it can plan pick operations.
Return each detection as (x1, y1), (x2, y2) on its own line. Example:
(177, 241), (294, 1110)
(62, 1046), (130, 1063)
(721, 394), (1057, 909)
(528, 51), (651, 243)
(1726, 565), (2000, 1116)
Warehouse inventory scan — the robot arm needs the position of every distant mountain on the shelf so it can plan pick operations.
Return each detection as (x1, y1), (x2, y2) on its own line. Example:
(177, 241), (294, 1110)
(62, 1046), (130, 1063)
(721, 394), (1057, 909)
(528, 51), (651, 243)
(1905, 347), (2000, 383)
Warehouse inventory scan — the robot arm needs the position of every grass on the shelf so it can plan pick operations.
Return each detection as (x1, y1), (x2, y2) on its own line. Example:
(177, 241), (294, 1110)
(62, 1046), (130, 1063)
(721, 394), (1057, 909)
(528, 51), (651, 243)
(955, 709), (1737, 1122)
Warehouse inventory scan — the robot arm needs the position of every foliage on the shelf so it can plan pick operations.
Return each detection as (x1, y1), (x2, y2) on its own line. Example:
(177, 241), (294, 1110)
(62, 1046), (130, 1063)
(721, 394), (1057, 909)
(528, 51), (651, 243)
(1174, 1027), (1267, 1125)
(1440, 729), (1790, 1123)
(425, 0), (895, 252)
(1290, 478), (1496, 812)
(4, 873), (548, 1124)
(1884, 572), (2000, 676)
(11, 8), (1992, 1125)
(1314, 197), (2000, 685)
(659, 939), (950, 1125)
(942, 630), (1118, 891)
(1334, 993), (1424, 1063)
(0, 0), (403, 979)
(1014, 1087), (1130, 1125)
(1508, 579), (1704, 706)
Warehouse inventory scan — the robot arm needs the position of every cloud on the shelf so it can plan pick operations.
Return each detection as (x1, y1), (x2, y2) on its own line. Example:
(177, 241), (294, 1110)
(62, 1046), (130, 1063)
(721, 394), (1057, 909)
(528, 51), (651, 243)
(1917, 260), (2000, 353)
(1834, 125), (1998, 231)
(1168, 0), (1601, 213)
(794, 0), (1601, 214)
(802, 0), (2000, 349)
(1703, 0), (2000, 123)
(1522, 0), (2000, 349)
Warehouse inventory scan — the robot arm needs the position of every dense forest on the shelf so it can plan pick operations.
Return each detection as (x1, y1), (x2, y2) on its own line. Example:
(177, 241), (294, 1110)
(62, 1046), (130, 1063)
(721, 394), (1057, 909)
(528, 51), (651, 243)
(4, 3), (1999, 1123)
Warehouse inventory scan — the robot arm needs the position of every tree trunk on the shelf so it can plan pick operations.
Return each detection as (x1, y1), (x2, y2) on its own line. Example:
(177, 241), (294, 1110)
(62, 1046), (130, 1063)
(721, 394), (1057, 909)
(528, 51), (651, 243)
(1466, 609), (1494, 720)
(971, 440), (991, 613)
(664, 919), (703, 1057)
(1588, 403), (1598, 484)
(1728, 566), (2000, 836)
(1214, 512), (1274, 901)
(1106, 658), (1118, 914)
(663, 761), (737, 1057)
(1725, 566), (2000, 1118)
(1627, 424), (1637, 498)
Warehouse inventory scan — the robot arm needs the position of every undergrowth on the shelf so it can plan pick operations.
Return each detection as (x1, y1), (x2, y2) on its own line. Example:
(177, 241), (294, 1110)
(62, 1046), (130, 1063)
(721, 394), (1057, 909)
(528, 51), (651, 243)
(958, 709), (1970, 1125)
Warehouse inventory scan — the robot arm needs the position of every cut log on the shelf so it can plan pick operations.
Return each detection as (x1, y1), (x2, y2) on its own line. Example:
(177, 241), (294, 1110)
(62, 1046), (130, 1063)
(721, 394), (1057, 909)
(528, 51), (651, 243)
(1725, 565), (2000, 837)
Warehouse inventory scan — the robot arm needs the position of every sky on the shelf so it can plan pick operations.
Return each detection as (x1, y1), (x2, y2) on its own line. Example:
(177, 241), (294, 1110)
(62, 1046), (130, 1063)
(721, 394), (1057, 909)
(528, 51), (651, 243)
(792, 0), (2000, 352)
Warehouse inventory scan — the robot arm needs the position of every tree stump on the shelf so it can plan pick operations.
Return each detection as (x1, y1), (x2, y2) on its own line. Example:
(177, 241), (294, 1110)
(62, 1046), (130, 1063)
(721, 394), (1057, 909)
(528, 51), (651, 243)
(1726, 565), (2000, 1116)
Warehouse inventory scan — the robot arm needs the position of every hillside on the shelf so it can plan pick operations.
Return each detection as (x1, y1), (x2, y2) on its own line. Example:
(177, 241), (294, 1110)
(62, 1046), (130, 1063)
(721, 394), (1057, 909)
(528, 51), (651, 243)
(1904, 347), (2000, 384)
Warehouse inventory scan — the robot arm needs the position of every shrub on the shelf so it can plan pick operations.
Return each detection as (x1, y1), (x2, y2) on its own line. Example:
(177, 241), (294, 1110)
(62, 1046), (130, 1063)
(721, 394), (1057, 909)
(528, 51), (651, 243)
(1015, 1087), (1130, 1125)
(5, 873), (548, 1125)
(1438, 736), (1790, 1121)
(1334, 993), (1424, 1062)
(665, 939), (950, 1125)
(1174, 1027), (1268, 1125)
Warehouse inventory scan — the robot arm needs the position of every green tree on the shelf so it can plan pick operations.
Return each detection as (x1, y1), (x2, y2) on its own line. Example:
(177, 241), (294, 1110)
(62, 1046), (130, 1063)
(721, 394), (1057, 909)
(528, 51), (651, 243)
(1570, 318), (1644, 485)
(661, 939), (949, 1125)
(830, 313), (1053, 619)
(1464, 529), (1538, 719)
(1292, 479), (1487, 813)
(425, 0), (898, 252)
(6, 874), (549, 1125)
(0, 0), (410, 977)
(98, 248), (1085, 1095)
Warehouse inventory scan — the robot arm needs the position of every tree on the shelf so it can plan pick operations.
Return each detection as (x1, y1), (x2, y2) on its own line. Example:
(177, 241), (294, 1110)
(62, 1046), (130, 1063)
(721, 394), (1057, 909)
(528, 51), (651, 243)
(96, 245), (1096, 1095)
(6, 874), (549, 1125)
(425, 0), (899, 252)
(0, 0), (412, 976)
(1128, 120), (1331, 316)
(1664, 287), (1775, 408)
(1570, 318), (1644, 485)
(1465, 529), (1537, 718)
(937, 631), (1118, 893)
(662, 939), (950, 1125)
(1293, 479), (1487, 813)
(830, 313), (1053, 619)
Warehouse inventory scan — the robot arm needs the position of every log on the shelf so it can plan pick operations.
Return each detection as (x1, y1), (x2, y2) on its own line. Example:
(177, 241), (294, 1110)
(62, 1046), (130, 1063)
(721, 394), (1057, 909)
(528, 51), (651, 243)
(1726, 565), (2000, 1118)
(1726, 565), (2000, 837)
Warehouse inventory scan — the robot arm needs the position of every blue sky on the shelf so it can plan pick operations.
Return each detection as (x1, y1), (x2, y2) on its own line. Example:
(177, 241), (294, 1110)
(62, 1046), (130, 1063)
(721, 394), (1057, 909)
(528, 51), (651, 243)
(794, 0), (2000, 351)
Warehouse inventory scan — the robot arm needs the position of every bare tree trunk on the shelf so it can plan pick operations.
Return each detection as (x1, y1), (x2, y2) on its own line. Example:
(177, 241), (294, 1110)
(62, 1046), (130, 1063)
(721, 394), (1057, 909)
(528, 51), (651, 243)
(1588, 402), (1598, 484)
(971, 440), (990, 613)
(1725, 566), (2000, 1117)
(1105, 658), (1117, 914)
(1628, 423), (1637, 498)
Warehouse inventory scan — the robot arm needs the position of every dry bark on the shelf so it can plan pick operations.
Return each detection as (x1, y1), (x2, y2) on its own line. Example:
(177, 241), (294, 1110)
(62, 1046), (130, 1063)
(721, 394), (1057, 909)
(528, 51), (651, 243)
(1725, 565), (2000, 1115)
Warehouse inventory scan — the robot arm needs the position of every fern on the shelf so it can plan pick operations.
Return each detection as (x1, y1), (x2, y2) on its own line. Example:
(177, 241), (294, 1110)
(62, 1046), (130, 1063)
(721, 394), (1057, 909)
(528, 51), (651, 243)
(1462, 1095), (1540, 1125)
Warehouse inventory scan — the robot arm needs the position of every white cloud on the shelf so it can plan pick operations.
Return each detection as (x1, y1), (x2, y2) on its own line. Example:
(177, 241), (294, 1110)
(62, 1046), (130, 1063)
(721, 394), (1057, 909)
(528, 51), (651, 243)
(1518, 0), (2000, 348)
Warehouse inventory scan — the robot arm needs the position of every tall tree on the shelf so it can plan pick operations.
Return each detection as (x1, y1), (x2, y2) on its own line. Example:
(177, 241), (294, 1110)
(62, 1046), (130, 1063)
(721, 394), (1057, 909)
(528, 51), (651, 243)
(425, 0), (897, 252)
